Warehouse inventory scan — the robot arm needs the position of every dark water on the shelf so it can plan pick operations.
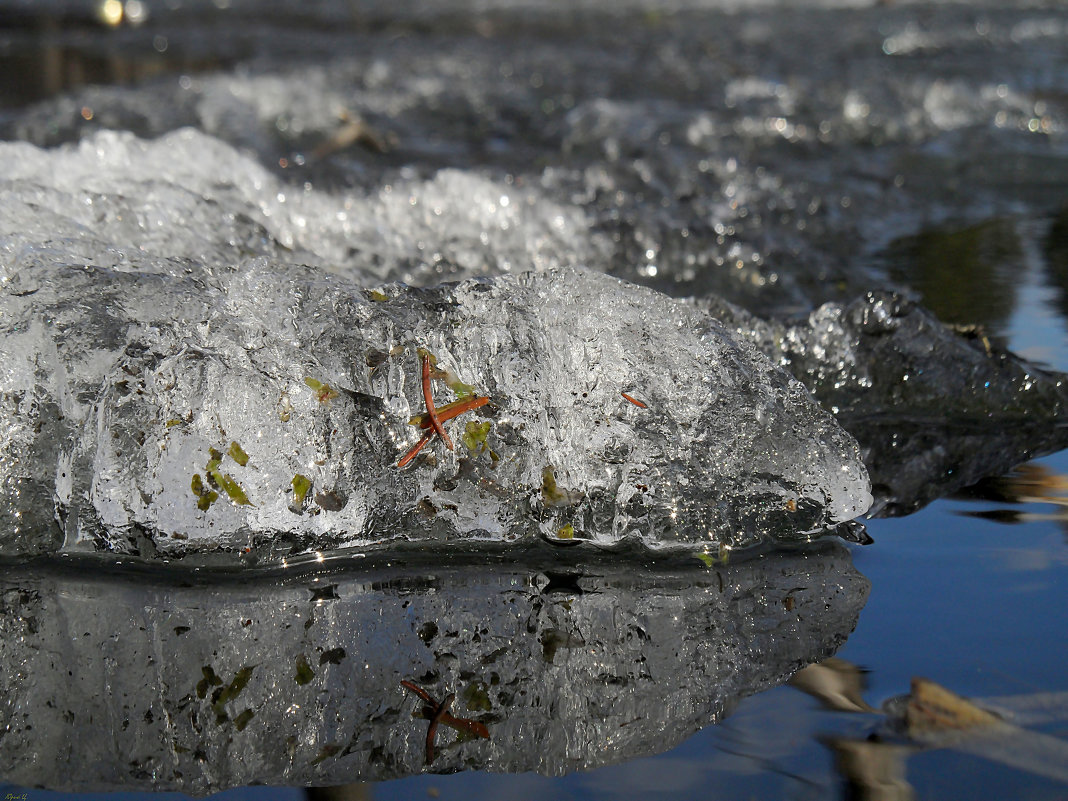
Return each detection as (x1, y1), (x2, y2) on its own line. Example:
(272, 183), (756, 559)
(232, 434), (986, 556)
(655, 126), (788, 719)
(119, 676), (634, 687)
(2, 2), (1068, 800)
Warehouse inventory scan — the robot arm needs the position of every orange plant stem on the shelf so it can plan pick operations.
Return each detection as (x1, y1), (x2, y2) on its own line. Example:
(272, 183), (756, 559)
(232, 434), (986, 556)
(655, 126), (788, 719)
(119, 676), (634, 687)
(410, 396), (491, 429)
(439, 711), (490, 740)
(400, 681), (490, 746)
(423, 354), (453, 451)
(425, 693), (455, 764)
(400, 680), (434, 704)
(397, 432), (434, 468)
(397, 396), (491, 468)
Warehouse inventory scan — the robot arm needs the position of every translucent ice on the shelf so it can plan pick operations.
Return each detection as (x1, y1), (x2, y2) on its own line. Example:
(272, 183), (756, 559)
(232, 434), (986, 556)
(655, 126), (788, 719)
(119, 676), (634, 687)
(0, 130), (877, 560)
(0, 254), (871, 557)
(0, 128), (600, 289)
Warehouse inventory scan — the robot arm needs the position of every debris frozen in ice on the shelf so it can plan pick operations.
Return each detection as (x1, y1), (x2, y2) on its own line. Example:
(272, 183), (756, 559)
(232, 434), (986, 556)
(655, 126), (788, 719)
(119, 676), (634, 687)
(3, 1), (1065, 560)
(0, 241), (871, 557)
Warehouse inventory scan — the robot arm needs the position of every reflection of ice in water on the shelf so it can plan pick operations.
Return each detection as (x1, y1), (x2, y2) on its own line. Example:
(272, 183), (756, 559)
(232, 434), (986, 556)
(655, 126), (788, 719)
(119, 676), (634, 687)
(0, 543), (868, 792)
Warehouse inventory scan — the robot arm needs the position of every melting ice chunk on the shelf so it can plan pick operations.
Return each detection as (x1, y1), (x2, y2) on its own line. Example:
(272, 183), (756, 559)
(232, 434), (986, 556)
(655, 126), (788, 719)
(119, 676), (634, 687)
(0, 256), (871, 558)
(0, 129), (870, 559)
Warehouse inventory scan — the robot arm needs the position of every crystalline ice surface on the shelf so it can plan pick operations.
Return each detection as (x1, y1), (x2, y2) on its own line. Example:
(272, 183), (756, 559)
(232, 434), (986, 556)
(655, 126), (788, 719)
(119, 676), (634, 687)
(0, 128), (600, 287)
(0, 130), (871, 559)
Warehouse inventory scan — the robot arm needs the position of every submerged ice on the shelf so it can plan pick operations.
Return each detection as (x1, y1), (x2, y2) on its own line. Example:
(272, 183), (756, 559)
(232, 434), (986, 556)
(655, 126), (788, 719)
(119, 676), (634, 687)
(0, 134), (872, 558)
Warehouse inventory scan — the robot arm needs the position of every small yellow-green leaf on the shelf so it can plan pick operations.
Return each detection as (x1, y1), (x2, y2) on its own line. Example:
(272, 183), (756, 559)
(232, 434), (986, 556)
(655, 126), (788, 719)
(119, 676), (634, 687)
(206, 447), (223, 474)
(213, 666), (255, 710)
(462, 420), (492, 453)
(304, 377), (339, 403)
(542, 466), (558, 498)
(556, 524), (574, 540)
(228, 441), (250, 467)
(196, 665), (223, 698)
(541, 465), (584, 507)
(310, 744), (340, 766)
(462, 681), (492, 712)
(319, 648), (346, 665)
(315, 490), (346, 511)
(209, 468), (253, 506)
(445, 372), (477, 399)
(694, 551), (716, 568)
(695, 544), (730, 566)
(233, 709), (255, 731)
(197, 491), (218, 512)
(367, 289), (389, 302)
(191, 473), (205, 496)
(291, 474), (312, 507)
(295, 653), (316, 686)
(166, 419), (183, 428)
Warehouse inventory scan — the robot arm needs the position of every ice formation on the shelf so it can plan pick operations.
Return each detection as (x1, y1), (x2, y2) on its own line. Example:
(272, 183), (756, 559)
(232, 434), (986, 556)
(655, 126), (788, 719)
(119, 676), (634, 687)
(0, 128), (600, 287)
(1, 0), (1066, 793)
(0, 131), (871, 558)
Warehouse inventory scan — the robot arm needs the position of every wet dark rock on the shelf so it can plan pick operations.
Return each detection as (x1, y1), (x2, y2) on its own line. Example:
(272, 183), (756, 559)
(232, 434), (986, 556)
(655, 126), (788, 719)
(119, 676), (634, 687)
(705, 291), (1068, 516)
